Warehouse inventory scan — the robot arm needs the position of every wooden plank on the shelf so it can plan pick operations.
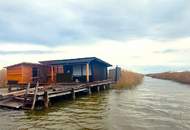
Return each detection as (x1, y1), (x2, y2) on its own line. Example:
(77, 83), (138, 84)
(0, 98), (23, 109)
(74, 88), (87, 92)
(8, 80), (111, 96)
(0, 80), (114, 110)
(48, 91), (71, 98)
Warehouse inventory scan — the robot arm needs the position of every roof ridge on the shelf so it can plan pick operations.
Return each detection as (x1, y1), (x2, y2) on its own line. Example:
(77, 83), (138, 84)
(40, 57), (97, 63)
(4, 62), (43, 68)
(39, 57), (111, 66)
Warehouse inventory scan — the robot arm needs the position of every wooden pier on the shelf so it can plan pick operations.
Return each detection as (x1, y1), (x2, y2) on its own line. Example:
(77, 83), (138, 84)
(0, 80), (114, 110)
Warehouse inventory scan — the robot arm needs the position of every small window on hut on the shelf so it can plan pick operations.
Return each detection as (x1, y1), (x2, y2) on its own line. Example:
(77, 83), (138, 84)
(32, 67), (39, 77)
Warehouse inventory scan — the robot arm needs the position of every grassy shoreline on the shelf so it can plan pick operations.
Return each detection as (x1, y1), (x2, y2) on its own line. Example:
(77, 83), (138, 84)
(114, 70), (144, 89)
(147, 71), (190, 84)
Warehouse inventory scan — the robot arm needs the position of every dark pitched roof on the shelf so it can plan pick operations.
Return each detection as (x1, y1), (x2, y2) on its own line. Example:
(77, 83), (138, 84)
(40, 57), (112, 67)
(5, 62), (44, 68)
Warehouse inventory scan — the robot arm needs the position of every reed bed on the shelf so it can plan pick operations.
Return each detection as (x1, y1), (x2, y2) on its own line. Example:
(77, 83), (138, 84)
(148, 71), (190, 84)
(0, 69), (7, 88)
(114, 70), (144, 89)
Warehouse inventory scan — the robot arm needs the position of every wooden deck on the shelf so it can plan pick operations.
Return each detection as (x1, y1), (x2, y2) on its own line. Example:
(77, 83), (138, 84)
(0, 80), (114, 110)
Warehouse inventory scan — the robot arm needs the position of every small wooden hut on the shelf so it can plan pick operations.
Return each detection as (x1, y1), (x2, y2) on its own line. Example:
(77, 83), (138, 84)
(5, 62), (48, 85)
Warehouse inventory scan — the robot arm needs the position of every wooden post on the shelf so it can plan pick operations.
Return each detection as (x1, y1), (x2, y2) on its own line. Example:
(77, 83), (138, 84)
(16, 84), (19, 91)
(51, 66), (54, 82)
(103, 85), (106, 90)
(115, 66), (118, 82)
(108, 84), (112, 89)
(86, 63), (89, 82)
(88, 87), (92, 95)
(24, 83), (30, 104)
(105, 84), (108, 89)
(44, 91), (49, 108)
(31, 82), (39, 110)
(8, 85), (11, 93)
(97, 86), (100, 92)
(71, 88), (75, 100)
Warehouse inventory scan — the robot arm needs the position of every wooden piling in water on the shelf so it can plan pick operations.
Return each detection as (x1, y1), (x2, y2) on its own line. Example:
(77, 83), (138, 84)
(31, 82), (39, 110)
(24, 83), (30, 105)
(44, 91), (49, 108)
(109, 84), (112, 89)
(97, 86), (100, 92)
(103, 85), (106, 90)
(71, 88), (76, 100)
(106, 84), (109, 89)
(8, 85), (11, 93)
(88, 87), (92, 95)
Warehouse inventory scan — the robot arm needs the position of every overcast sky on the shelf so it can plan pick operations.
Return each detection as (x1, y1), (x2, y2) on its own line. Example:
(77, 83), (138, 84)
(0, 0), (190, 73)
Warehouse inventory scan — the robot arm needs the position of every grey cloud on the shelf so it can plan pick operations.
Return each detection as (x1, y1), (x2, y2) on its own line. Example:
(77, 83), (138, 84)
(0, 0), (190, 45)
(0, 50), (63, 55)
(154, 48), (189, 54)
(131, 56), (141, 59)
(154, 49), (180, 54)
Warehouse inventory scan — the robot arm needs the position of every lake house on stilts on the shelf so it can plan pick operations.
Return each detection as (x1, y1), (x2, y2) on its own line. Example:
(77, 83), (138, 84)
(0, 57), (115, 110)
(40, 57), (111, 83)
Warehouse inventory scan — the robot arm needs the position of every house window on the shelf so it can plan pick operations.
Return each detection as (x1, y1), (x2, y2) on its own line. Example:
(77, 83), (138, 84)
(73, 65), (82, 76)
(32, 67), (39, 77)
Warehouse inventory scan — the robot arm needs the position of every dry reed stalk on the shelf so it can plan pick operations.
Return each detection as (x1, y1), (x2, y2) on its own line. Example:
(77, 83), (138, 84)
(0, 69), (7, 88)
(114, 70), (144, 89)
(148, 71), (190, 84)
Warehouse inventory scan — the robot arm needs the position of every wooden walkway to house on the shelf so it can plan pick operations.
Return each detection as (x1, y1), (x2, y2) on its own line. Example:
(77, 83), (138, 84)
(0, 80), (114, 110)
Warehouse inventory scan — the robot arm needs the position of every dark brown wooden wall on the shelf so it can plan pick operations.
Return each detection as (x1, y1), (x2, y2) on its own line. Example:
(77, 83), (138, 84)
(92, 62), (107, 81)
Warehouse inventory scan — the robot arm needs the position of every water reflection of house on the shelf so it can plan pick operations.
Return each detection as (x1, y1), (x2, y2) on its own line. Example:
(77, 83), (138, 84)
(5, 57), (112, 85)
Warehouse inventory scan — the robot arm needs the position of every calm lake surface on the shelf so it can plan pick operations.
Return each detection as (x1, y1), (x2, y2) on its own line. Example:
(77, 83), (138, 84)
(0, 77), (190, 130)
